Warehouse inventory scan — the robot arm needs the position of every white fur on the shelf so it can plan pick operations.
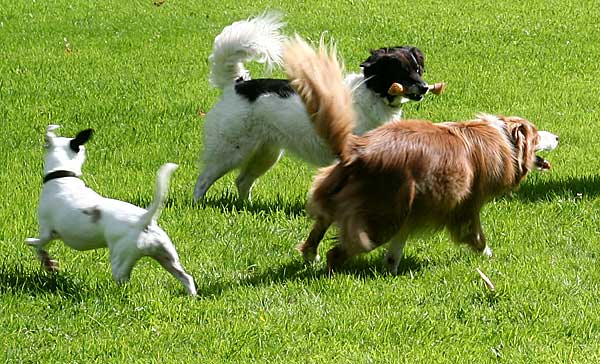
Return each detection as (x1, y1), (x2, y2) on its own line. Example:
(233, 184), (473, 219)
(482, 246), (493, 258)
(208, 12), (285, 89)
(477, 113), (559, 152)
(194, 15), (405, 202)
(27, 126), (196, 296)
(537, 130), (559, 152)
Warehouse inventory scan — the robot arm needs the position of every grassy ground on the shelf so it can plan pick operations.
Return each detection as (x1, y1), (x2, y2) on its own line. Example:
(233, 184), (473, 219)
(2, 0), (600, 362)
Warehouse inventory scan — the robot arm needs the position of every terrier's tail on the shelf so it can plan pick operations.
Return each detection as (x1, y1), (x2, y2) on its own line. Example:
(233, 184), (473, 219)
(283, 36), (356, 164)
(208, 12), (285, 90)
(136, 163), (178, 229)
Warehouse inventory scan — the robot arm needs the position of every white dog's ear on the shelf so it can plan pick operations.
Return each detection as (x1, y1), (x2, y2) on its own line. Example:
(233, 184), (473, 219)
(69, 128), (94, 153)
(44, 125), (61, 147)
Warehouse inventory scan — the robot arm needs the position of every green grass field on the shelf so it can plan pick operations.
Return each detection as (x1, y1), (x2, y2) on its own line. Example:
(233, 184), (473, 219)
(2, 0), (600, 362)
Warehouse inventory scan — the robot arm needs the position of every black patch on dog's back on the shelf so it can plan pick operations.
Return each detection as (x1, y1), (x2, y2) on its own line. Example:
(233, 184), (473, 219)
(235, 79), (296, 102)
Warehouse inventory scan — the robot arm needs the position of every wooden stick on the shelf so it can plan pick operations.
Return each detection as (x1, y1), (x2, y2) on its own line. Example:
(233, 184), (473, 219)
(387, 82), (446, 96)
(476, 268), (496, 292)
(428, 82), (446, 95)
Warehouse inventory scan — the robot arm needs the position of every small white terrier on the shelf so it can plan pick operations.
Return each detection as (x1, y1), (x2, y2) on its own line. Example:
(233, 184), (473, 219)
(26, 125), (196, 296)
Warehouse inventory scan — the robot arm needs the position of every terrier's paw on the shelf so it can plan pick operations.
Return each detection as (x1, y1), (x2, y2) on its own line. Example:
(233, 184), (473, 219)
(43, 259), (59, 273)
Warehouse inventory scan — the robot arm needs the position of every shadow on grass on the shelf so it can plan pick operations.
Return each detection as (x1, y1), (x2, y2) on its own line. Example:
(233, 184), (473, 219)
(196, 254), (425, 298)
(199, 192), (306, 217)
(336, 254), (426, 278)
(0, 264), (87, 301)
(516, 174), (600, 202)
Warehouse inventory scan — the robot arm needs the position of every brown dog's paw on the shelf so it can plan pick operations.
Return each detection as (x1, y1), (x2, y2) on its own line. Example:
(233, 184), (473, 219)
(326, 246), (348, 272)
(296, 242), (320, 263)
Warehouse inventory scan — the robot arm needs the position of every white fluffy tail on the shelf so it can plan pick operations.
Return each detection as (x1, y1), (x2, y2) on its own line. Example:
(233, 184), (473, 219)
(137, 163), (178, 229)
(208, 12), (286, 89)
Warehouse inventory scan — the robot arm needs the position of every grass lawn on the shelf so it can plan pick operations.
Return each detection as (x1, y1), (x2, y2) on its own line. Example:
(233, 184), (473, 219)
(2, 0), (600, 362)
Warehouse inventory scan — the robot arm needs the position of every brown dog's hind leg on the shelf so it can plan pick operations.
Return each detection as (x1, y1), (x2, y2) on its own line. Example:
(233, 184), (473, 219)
(327, 217), (373, 272)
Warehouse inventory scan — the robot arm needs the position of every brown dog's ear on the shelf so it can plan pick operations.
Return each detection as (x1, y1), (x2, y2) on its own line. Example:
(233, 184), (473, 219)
(511, 124), (531, 182)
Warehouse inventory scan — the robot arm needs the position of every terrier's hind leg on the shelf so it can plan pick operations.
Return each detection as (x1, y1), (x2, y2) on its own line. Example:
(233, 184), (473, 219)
(109, 246), (139, 285)
(153, 248), (197, 296)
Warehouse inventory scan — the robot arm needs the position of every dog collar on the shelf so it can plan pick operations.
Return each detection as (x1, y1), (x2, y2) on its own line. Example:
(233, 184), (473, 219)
(43, 170), (79, 184)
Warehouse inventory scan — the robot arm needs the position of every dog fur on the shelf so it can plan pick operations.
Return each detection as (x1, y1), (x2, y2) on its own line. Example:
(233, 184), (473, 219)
(284, 37), (559, 273)
(26, 125), (196, 295)
(194, 12), (432, 202)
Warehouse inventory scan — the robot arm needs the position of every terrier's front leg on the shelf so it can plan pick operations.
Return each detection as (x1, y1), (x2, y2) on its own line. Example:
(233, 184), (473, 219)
(26, 235), (59, 272)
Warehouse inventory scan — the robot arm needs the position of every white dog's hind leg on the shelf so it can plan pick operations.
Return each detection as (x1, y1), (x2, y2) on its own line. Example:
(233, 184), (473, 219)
(384, 229), (409, 275)
(109, 248), (138, 284)
(236, 144), (283, 200)
(194, 139), (260, 202)
(193, 164), (233, 203)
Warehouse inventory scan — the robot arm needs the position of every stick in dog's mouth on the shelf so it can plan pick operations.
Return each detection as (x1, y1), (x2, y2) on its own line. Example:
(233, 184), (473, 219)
(388, 82), (446, 96)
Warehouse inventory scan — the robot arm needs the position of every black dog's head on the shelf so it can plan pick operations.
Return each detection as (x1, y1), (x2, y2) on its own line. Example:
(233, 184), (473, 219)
(361, 46), (428, 105)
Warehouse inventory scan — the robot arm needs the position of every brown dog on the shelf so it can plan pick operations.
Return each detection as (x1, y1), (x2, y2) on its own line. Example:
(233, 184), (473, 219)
(284, 37), (558, 273)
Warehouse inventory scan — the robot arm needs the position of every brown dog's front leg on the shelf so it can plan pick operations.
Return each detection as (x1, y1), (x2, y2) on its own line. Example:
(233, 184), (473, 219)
(326, 245), (350, 272)
(297, 217), (331, 263)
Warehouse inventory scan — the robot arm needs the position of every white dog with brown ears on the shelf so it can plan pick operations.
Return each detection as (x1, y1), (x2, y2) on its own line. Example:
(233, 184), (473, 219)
(26, 125), (196, 296)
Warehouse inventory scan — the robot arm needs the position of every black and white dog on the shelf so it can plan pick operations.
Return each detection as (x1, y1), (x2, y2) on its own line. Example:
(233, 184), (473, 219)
(194, 12), (434, 202)
(27, 126), (196, 295)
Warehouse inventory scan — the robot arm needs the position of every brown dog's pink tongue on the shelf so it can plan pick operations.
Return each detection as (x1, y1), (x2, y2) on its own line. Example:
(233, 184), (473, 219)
(535, 156), (551, 170)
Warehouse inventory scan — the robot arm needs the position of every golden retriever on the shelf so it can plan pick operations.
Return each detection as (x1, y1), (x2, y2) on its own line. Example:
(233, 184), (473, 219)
(284, 37), (558, 273)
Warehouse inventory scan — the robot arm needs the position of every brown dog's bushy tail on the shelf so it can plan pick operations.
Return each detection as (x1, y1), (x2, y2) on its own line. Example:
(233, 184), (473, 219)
(284, 35), (356, 164)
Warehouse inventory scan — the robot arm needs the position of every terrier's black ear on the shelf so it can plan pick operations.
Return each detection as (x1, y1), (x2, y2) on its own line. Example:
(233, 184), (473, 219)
(69, 128), (94, 153)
